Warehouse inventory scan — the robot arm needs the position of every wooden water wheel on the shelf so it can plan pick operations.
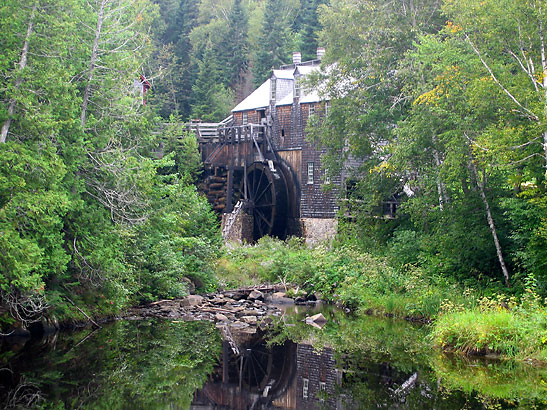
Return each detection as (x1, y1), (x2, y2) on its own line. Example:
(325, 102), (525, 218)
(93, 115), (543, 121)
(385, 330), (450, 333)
(243, 162), (288, 241)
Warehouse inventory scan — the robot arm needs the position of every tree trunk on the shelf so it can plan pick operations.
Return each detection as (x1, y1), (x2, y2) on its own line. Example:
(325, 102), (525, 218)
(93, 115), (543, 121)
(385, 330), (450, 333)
(434, 150), (444, 211)
(80, 0), (106, 128)
(539, 14), (547, 178)
(0, 3), (37, 143)
(469, 158), (511, 287)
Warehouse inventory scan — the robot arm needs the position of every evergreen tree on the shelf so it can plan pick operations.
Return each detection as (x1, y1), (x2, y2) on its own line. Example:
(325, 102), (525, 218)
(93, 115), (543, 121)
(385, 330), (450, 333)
(172, 0), (200, 119)
(191, 47), (234, 121)
(222, 0), (249, 88)
(297, 0), (326, 61)
(252, 0), (293, 86)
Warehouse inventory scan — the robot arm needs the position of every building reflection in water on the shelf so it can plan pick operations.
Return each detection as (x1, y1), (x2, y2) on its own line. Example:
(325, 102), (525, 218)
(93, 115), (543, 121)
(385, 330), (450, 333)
(191, 329), (344, 410)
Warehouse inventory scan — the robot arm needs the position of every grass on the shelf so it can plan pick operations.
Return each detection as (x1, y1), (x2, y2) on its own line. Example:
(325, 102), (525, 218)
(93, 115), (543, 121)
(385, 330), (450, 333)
(431, 296), (547, 363)
(214, 237), (547, 363)
(214, 237), (474, 318)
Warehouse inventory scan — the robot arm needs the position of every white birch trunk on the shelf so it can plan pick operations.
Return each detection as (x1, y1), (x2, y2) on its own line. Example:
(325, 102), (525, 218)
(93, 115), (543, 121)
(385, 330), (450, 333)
(539, 15), (547, 176)
(0, 4), (37, 143)
(469, 159), (511, 287)
(434, 150), (444, 211)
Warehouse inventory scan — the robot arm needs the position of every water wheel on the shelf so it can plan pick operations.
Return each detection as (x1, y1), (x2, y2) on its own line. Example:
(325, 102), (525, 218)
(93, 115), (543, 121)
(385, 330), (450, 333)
(243, 162), (288, 240)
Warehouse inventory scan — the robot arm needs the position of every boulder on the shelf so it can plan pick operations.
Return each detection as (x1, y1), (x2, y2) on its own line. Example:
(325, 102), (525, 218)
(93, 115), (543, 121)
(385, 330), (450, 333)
(248, 290), (264, 301)
(305, 313), (327, 324)
(241, 315), (258, 325)
(181, 295), (204, 307)
(224, 291), (247, 300)
(211, 297), (227, 305)
(267, 292), (294, 304)
(215, 313), (229, 322)
(229, 321), (250, 329)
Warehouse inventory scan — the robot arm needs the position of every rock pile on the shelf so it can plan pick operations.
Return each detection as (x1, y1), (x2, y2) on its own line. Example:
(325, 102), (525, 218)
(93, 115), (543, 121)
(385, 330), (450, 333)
(124, 286), (320, 334)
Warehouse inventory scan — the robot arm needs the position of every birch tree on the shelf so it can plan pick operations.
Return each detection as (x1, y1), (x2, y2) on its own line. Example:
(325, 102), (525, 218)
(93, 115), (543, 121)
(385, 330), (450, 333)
(443, 0), (547, 184)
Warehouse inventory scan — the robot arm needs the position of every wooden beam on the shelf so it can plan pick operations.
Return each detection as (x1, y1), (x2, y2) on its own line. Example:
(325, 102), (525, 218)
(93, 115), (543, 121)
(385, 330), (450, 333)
(226, 167), (234, 213)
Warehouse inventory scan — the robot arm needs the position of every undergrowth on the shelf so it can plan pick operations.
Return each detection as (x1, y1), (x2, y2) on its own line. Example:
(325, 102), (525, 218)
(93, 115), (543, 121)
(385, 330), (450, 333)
(216, 237), (547, 363)
(431, 276), (547, 363)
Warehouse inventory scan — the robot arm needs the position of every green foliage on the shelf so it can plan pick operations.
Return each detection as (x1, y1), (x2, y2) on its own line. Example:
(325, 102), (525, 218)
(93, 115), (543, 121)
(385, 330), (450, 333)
(252, 0), (298, 86)
(432, 285), (547, 362)
(431, 354), (547, 408)
(0, 0), (221, 325)
(0, 142), (70, 295)
(19, 320), (222, 409)
(216, 238), (473, 318)
(161, 121), (203, 183)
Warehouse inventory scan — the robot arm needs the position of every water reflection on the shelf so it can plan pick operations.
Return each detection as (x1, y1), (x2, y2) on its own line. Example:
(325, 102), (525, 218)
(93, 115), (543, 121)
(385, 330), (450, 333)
(192, 306), (547, 409)
(0, 320), (221, 409)
(0, 308), (545, 409)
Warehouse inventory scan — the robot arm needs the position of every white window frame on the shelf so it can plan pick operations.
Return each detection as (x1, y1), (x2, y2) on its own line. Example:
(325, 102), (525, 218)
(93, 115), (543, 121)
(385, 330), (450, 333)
(319, 382), (327, 401)
(325, 101), (331, 116)
(303, 378), (309, 399)
(307, 162), (314, 185)
(242, 112), (248, 125)
(309, 103), (315, 115)
(295, 76), (301, 98)
(270, 78), (277, 101)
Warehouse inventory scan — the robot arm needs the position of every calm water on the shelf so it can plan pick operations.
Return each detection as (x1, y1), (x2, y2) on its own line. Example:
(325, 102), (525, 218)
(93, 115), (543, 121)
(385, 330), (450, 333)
(0, 305), (545, 409)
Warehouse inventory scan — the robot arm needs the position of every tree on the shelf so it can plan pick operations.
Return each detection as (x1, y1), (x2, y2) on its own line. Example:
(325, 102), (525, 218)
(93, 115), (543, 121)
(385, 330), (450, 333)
(222, 0), (249, 88)
(190, 47), (235, 121)
(296, 0), (327, 61)
(252, 0), (299, 86)
(442, 0), (547, 182)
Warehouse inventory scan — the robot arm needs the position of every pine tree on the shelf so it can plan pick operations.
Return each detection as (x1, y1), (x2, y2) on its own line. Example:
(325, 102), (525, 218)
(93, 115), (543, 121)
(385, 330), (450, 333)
(223, 0), (249, 88)
(298, 0), (326, 61)
(172, 0), (200, 119)
(252, 0), (293, 86)
(191, 47), (234, 121)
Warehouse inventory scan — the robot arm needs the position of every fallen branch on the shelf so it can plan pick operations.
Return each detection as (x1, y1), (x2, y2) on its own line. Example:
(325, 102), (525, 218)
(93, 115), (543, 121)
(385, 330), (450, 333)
(62, 292), (102, 329)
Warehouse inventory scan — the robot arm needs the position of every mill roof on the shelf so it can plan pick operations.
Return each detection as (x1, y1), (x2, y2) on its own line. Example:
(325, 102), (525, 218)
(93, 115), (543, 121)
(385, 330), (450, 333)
(232, 79), (270, 112)
(232, 62), (328, 112)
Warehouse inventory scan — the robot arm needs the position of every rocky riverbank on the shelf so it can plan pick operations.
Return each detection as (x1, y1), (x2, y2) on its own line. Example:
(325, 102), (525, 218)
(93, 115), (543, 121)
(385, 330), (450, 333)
(123, 285), (323, 334)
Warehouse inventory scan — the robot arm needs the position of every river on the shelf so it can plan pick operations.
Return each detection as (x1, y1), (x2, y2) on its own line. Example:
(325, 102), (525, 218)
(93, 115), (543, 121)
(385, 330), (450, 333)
(0, 303), (545, 409)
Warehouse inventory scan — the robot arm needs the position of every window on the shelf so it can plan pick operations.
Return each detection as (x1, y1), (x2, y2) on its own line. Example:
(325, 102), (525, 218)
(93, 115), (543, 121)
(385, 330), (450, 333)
(324, 168), (330, 184)
(295, 76), (301, 98)
(303, 378), (309, 399)
(309, 103), (315, 115)
(270, 78), (277, 101)
(242, 112), (248, 125)
(325, 101), (331, 116)
(307, 162), (314, 185)
(319, 382), (327, 402)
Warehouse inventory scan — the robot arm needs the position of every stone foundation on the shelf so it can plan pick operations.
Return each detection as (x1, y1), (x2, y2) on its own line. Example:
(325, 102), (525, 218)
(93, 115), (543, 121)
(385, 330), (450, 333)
(221, 212), (254, 244)
(222, 213), (337, 246)
(300, 218), (337, 246)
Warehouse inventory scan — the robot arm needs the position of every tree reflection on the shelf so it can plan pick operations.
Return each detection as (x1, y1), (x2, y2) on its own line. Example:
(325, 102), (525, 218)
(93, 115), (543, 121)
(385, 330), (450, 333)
(0, 320), (221, 409)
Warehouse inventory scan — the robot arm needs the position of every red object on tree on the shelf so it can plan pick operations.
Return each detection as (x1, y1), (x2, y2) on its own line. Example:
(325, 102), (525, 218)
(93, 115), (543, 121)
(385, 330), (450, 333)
(140, 75), (151, 105)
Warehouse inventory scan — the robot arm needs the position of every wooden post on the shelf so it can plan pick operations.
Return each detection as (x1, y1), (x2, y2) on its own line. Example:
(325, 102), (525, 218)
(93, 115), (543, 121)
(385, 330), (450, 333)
(226, 167), (234, 213)
(222, 342), (230, 384)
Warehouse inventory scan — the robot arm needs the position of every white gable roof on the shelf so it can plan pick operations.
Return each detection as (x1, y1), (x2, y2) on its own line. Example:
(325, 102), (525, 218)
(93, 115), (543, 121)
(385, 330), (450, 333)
(273, 69), (294, 80)
(232, 63), (330, 112)
(232, 79), (270, 112)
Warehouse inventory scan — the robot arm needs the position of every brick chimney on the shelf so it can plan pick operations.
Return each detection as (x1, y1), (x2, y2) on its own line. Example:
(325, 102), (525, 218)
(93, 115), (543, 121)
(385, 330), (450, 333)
(317, 47), (325, 60)
(293, 52), (302, 64)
